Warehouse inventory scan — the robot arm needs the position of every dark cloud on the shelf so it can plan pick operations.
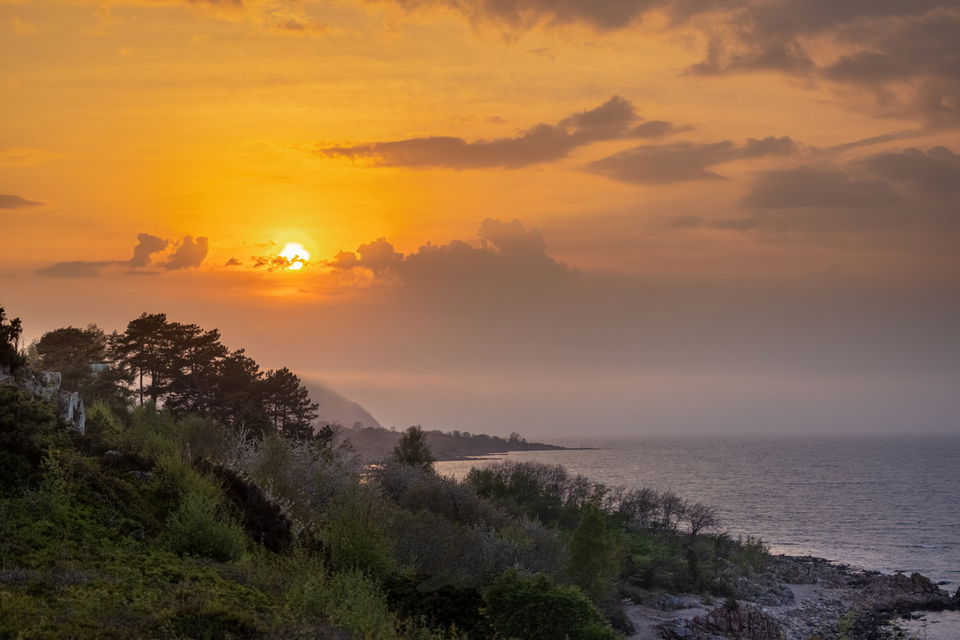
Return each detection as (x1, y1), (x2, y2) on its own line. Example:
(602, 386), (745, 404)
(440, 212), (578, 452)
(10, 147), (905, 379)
(37, 233), (207, 277)
(380, 0), (735, 31)
(329, 218), (569, 294)
(741, 166), (898, 209)
(318, 96), (681, 169)
(587, 136), (797, 185)
(863, 147), (960, 194)
(129, 233), (169, 268)
(0, 194), (43, 209)
(688, 4), (960, 125)
(225, 257), (242, 267)
(163, 236), (209, 270)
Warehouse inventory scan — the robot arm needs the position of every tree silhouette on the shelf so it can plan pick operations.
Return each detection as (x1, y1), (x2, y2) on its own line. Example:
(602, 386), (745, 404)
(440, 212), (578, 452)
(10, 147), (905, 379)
(393, 425), (435, 471)
(261, 367), (319, 440)
(112, 312), (171, 405)
(0, 307), (25, 373)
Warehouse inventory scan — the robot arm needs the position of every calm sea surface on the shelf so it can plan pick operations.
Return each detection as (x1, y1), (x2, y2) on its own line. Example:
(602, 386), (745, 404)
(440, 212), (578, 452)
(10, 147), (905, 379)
(436, 435), (960, 586)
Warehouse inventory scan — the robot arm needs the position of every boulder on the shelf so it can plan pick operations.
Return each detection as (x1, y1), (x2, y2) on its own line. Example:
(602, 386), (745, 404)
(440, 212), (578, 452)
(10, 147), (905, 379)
(58, 390), (85, 433)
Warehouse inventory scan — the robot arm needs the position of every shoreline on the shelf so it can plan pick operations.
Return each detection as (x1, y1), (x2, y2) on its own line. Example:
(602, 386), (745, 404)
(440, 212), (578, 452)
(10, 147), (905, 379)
(627, 554), (960, 640)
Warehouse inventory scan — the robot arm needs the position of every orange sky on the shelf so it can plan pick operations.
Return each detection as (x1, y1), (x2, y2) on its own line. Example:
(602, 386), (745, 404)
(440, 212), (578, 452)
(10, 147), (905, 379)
(3, 0), (959, 435)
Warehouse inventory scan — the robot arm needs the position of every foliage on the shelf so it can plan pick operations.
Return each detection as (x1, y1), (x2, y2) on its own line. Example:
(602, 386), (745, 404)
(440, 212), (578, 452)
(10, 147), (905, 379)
(322, 486), (398, 580)
(164, 490), (249, 562)
(261, 367), (319, 440)
(34, 325), (131, 404)
(84, 399), (123, 446)
(0, 306), (25, 372)
(0, 386), (60, 491)
(568, 502), (621, 603)
(393, 426), (435, 472)
(484, 570), (618, 640)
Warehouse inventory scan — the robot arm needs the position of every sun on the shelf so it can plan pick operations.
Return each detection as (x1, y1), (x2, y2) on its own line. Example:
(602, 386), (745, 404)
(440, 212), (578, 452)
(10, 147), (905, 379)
(279, 242), (310, 271)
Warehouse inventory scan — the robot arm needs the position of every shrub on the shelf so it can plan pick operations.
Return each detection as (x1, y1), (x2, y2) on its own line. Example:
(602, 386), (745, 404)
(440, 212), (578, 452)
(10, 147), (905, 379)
(85, 399), (123, 447)
(165, 490), (248, 562)
(323, 486), (397, 580)
(484, 570), (618, 640)
(0, 386), (60, 492)
(282, 558), (399, 640)
(568, 503), (621, 603)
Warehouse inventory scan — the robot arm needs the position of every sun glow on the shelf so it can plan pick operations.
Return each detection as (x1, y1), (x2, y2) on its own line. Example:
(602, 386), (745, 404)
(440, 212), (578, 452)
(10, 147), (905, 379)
(279, 242), (310, 270)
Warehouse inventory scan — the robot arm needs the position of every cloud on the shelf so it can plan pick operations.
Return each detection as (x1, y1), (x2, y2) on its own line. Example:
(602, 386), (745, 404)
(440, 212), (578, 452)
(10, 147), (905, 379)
(329, 218), (569, 295)
(673, 145), (960, 235)
(318, 96), (681, 169)
(377, 0), (731, 31)
(587, 136), (797, 184)
(687, 4), (960, 125)
(128, 233), (169, 268)
(741, 166), (898, 209)
(163, 236), (209, 270)
(35, 261), (114, 278)
(863, 147), (960, 194)
(0, 194), (43, 209)
(225, 257), (242, 266)
(37, 233), (208, 277)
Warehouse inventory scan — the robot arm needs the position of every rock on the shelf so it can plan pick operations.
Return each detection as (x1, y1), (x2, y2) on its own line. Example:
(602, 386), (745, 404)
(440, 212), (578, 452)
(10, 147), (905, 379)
(21, 370), (61, 402)
(13, 368), (87, 432)
(662, 602), (784, 640)
(57, 390), (85, 433)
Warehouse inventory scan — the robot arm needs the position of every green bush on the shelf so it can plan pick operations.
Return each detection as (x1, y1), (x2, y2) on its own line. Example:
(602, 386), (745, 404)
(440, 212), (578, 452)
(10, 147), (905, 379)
(0, 386), (60, 492)
(165, 490), (248, 562)
(323, 486), (397, 580)
(568, 503), (621, 602)
(484, 570), (618, 640)
(85, 399), (123, 447)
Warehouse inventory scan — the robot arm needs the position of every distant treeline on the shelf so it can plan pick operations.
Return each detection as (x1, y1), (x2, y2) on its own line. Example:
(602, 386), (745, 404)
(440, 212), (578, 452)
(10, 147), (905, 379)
(338, 424), (567, 461)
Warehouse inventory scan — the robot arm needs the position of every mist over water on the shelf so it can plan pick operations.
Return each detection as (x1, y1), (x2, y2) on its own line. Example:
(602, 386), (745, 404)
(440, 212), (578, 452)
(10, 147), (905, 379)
(438, 434), (960, 585)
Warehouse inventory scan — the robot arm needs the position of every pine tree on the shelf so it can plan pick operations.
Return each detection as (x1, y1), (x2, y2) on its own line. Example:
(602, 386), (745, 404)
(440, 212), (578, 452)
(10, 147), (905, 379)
(392, 425), (435, 472)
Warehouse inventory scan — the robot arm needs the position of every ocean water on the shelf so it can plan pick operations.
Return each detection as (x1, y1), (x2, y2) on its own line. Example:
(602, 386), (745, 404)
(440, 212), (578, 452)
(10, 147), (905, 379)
(436, 435), (960, 586)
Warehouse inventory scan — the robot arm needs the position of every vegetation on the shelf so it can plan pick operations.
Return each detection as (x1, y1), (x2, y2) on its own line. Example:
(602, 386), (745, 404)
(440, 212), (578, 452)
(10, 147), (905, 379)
(393, 426), (435, 471)
(0, 306), (773, 639)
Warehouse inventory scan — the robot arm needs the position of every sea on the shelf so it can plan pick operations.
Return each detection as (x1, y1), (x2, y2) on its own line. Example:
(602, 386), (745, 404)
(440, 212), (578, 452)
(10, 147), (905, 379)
(436, 434), (960, 587)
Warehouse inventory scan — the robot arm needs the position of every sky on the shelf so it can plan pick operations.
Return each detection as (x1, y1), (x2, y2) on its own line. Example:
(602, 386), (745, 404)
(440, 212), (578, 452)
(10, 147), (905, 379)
(2, 0), (959, 437)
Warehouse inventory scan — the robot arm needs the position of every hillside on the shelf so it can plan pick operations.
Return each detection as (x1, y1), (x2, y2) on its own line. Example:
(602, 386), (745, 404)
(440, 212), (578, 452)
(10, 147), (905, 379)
(303, 380), (382, 429)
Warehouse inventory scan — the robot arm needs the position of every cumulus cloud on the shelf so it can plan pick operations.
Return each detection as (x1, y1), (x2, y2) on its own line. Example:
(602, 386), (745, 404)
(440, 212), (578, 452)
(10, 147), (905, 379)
(37, 233), (208, 277)
(163, 236), (209, 270)
(318, 96), (681, 169)
(129, 233), (169, 268)
(0, 193), (43, 209)
(587, 136), (797, 184)
(328, 218), (569, 294)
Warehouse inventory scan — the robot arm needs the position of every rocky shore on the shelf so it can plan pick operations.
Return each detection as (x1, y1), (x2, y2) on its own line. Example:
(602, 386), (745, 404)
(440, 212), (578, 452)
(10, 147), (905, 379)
(625, 555), (959, 640)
